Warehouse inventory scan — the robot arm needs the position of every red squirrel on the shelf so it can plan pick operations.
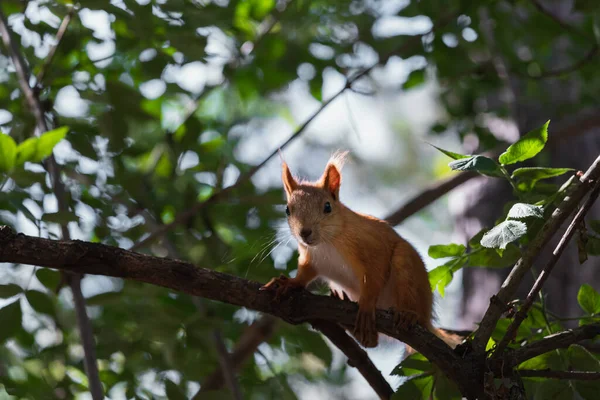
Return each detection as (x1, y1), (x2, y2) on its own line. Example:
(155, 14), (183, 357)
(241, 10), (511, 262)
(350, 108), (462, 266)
(261, 152), (458, 349)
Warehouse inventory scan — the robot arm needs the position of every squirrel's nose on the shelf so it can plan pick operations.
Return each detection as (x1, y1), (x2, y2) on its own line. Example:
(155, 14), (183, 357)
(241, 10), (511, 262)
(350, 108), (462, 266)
(300, 229), (312, 240)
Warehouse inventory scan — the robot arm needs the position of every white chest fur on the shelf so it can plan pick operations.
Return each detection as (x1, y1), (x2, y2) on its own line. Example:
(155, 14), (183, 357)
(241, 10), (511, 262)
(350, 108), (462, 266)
(308, 243), (360, 300)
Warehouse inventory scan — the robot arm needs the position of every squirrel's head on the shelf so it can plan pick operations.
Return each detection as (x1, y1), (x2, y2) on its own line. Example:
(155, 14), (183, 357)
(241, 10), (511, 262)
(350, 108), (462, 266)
(281, 151), (348, 247)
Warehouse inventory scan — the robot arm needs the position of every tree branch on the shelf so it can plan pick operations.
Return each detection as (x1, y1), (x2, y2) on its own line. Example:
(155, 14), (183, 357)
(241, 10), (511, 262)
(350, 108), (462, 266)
(212, 329), (243, 400)
(526, 45), (599, 80)
(311, 321), (394, 400)
(36, 7), (74, 85)
(517, 369), (600, 380)
(384, 172), (478, 225)
(489, 322), (600, 375)
(0, 226), (482, 399)
(494, 181), (600, 355)
(0, 10), (103, 399)
(472, 155), (600, 352)
(198, 316), (277, 393)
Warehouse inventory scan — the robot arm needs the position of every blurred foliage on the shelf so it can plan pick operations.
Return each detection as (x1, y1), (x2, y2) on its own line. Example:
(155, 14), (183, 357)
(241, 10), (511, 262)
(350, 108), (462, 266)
(0, 0), (599, 398)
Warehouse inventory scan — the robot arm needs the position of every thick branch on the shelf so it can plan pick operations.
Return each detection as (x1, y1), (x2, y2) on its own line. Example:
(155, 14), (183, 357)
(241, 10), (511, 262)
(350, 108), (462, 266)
(473, 155), (600, 351)
(517, 369), (600, 380)
(494, 181), (600, 355)
(0, 226), (481, 398)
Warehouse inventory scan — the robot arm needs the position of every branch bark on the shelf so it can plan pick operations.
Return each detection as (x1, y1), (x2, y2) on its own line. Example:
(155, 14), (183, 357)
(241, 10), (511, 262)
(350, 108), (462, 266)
(472, 155), (600, 352)
(494, 181), (600, 355)
(517, 369), (600, 380)
(0, 226), (481, 398)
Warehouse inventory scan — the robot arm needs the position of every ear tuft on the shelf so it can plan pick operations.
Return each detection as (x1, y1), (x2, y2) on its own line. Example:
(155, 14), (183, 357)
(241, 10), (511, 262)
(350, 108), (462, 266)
(320, 150), (348, 200)
(281, 161), (298, 197)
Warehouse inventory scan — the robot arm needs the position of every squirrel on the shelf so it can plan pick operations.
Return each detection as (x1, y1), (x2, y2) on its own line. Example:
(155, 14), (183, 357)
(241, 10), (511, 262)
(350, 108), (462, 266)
(261, 151), (460, 350)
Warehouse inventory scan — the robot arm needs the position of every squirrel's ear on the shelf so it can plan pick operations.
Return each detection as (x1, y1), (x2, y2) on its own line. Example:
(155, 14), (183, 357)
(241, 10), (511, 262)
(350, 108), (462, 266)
(320, 164), (341, 200)
(282, 162), (298, 197)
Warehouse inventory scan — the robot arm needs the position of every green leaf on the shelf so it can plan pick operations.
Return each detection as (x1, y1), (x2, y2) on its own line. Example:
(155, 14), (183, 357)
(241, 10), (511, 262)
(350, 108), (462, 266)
(35, 126), (69, 162)
(25, 290), (56, 316)
(15, 137), (39, 166)
(568, 344), (600, 372)
(469, 245), (521, 268)
(534, 380), (573, 400)
(392, 379), (423, 399)
(165, 379), (187, 400)
(481, 221), (527, 250)
(309, 74), (323, 102)
(403, 69), (426, 90)
(0, 284), (22, 298)
(428, 244), (466, 259)
(36, 268), (61, 290)
(0, 300), (22, 343)
(43, 210), (78, 225)
(428, 259), (462, 297)
(434, 373), (462, 400)
(0, 133), (17, 172)
(511, 167), (573, 189)
(577, 284), (600, 315)
(507, 203), (543, 219)
(499, 121), (549, 165)
(448, 155), (503, 177)
(589, 220), (600, 235)
(569, 344), (600, 400)
(429, 144), (469, 160)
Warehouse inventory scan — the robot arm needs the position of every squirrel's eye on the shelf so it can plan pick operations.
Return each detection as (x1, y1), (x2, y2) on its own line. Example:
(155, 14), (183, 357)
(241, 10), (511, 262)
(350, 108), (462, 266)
(285, 206), (291, 216)
(324, 202), (332, 214)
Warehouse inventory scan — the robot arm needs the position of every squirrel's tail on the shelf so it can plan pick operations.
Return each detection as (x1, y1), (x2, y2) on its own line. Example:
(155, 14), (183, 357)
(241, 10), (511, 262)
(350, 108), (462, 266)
(404, 327), (464, 357)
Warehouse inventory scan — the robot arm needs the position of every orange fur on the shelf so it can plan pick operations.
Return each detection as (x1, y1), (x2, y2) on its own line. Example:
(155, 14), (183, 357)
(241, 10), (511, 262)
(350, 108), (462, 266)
(262, 152), (459, 350)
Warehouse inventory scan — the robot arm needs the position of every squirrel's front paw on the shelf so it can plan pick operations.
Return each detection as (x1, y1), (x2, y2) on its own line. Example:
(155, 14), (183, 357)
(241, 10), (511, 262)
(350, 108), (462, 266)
(260, 275), (300, 300)
(353, 309), (378, 348)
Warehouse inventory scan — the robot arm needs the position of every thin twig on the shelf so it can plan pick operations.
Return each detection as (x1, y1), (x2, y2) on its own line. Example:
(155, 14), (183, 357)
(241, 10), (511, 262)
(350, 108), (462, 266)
(525, 45), (599, 80)
(36, 7), (74, 85)
(472, 155), (600, 352)
(197, 316), (277, 394)
(384, 172), (478, 226)
(0, 10), (103, 399)
(212, 329), (243, 400)
(517, 369), (600, 380)
(494, 181), (600, 356)
(529, 0), (588, 39)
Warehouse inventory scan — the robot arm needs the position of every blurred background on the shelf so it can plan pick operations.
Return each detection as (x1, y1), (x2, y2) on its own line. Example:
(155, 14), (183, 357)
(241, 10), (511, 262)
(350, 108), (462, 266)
(0, 0), (599, 398)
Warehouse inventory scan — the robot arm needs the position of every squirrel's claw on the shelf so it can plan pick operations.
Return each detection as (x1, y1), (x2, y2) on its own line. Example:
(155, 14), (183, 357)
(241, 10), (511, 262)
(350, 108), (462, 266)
(353, 309), (378, 348)
(260, 275), (299, 301)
